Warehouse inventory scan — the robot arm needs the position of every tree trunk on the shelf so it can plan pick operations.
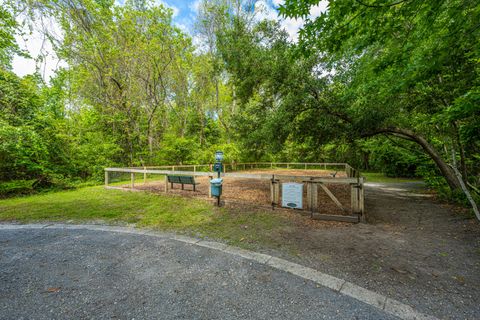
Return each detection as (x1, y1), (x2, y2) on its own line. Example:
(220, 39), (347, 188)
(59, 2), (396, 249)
(362, 127), (462, 191)
(452, 122), (468, 182)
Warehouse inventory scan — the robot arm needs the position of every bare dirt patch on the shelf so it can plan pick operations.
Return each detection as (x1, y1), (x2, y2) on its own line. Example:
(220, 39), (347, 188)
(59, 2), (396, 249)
(132, 169), (352, 216)
(255, 182), (480, 319)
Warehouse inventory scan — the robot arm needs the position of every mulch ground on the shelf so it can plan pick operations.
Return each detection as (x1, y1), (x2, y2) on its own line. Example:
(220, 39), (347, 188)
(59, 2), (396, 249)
(129, 169), (353, 216)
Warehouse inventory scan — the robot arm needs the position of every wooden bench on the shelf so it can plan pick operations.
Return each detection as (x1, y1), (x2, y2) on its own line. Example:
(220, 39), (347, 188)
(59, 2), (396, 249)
(167, 175), (199, 191)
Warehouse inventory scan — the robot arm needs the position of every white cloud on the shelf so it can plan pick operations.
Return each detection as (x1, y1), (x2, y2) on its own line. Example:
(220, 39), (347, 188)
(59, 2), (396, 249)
(271, 0), (283, 7)
(281, 17), (305, 42)
(253, 0), (303, 41)
(192, 34), (206, 53)
(254, 0), (278, 21)
(310, 1), (329, 18)
(189, 0), (202, 13)
(176, 22), (189, 33)
(263, 0), (329, 42)
(154, 0), (179, 18)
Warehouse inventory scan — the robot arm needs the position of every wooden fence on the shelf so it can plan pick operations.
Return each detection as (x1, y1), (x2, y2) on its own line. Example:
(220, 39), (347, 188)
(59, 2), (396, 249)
(128, 162), (360, 177)
(105, 162), (365, 223)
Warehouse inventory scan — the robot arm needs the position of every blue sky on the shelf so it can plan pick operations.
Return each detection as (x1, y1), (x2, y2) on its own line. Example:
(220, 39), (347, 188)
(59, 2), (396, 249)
(114, 0), (204, 31)
(131, 0), (286, 33)
(12, 0), (328, 80)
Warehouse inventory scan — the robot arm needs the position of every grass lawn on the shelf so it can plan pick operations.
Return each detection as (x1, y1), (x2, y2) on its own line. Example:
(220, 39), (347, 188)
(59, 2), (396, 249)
(361, 172), (423, 183)
(0, 186), (294, 249)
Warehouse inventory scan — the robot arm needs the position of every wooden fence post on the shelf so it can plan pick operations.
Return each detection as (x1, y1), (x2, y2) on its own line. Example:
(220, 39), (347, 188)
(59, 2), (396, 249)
(105, 170), (109, 187)
(306, 182), (312, 211)
(164, 175), (168, 193)
(143, 168), (147, 185)
(130, 172), (135, 189)
(208, 176), (213, 198)
(359, 177), (365, 222)
(274, 180), (280, 207)
(351, 183), (359, 214)
(270, 175), (276, 209)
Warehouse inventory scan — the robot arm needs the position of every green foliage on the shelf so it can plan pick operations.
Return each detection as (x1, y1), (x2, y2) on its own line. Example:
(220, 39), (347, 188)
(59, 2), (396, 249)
(158, 135), (199, 165)
(1, 0), (242, 195)
(0, 69), (53, 189)
(0, 180), (35, 197)
(276, 0), (480, 198)
(360, 172), (421, 184)
(196, 142), (242, 164)
(0, 121), (49, 180)
(65, 107), (123, 180)
(0, 6), (20, 68)
(360, 138), (423, 178)
(2, 0), (479, 204)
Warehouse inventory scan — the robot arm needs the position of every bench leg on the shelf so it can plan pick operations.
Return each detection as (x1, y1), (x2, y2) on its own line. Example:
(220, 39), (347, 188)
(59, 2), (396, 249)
(182, 184), (184, 190)
(193, 184), (196, 192)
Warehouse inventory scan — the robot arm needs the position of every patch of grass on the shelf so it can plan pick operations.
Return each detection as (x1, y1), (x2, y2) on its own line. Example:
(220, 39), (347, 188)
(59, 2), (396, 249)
(108, 174), (166, 187)
(0, 186), (291, 248)
(197, 209), (292, 249)
(0, 186), (213, 229)
(361, 172), (422, 183)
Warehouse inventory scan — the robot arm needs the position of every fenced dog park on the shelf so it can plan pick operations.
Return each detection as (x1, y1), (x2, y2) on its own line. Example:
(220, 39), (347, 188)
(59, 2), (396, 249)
(105, 162), (365, 223)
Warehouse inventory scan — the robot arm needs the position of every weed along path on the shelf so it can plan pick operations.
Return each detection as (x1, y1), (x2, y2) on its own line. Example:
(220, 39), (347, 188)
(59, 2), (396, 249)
(1, 225), (427, 320)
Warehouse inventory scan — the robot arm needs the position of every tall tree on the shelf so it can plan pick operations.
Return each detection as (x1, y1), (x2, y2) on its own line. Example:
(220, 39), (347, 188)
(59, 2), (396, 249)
(0, 4), (20, 69)
(23, 0), (196, 165)
(280, 0), (480, 191)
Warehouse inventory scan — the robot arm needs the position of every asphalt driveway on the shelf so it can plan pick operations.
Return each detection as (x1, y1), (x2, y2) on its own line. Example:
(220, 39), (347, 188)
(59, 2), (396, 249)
(0, 226), (400, 320)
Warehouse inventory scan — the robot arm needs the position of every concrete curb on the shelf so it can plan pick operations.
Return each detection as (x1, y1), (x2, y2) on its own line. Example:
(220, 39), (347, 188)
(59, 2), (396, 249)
(0, 223), (438, 320)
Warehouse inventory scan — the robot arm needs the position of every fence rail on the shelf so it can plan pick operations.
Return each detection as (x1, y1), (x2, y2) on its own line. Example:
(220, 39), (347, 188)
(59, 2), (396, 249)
(120, 162), (360, 177)
(104, 162), (365, 223)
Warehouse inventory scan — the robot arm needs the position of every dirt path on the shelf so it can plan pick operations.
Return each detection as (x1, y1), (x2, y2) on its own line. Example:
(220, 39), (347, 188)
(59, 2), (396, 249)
(260, 182), (480, 319)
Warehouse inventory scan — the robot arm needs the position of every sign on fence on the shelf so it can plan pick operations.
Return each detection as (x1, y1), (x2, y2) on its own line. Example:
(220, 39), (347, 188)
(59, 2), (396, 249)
(282, 182), (303, 209)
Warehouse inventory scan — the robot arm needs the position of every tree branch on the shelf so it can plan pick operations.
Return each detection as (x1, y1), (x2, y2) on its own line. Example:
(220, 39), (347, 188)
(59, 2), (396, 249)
(355, 0), (411, 8)
(360, 126), (461, 190)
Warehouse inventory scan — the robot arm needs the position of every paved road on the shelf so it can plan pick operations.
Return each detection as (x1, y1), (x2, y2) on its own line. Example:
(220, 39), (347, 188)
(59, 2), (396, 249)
(0, 227), (399, 320)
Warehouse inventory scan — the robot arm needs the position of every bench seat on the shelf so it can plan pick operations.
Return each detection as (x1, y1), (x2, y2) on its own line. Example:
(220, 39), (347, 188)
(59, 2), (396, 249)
(167, 175), (199, 191)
